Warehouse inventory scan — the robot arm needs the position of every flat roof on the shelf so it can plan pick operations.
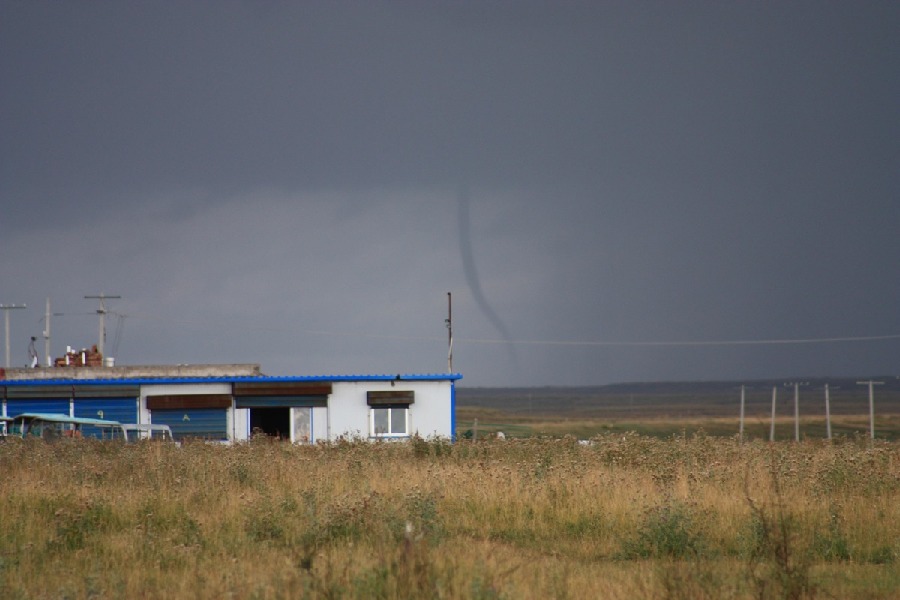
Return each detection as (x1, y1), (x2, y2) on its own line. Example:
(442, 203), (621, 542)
(1, 373), (463, 387)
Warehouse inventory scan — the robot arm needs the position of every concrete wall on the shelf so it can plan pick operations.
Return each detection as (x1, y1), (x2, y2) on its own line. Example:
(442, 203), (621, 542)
(327, 380), (453, 440)
(312, 406), (328, 443)
(2, 364), (261, 381)
(233, 408), (250, 442)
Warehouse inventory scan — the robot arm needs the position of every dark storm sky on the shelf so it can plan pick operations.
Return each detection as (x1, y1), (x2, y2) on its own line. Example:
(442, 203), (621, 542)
(1, 1), (898, 386)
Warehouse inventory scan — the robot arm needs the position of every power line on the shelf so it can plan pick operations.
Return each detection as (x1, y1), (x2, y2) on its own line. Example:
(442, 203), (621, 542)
(111, 310), (900, 348)
(449, 333), (900, 347)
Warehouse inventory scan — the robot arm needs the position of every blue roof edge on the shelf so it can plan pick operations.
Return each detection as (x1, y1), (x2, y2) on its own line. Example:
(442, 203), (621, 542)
(0, 373), (464, 386)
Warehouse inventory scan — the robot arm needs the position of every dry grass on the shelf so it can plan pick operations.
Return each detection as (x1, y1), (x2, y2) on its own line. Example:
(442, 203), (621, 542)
(0, 434), (898, 598)
(457, 406), (900, 441)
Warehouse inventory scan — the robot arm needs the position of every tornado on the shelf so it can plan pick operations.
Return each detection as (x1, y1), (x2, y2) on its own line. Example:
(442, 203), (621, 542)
(457, 189), (520, 370)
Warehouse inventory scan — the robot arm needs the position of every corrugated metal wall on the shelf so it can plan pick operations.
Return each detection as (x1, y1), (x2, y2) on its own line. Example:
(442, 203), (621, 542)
(150, 408), (227, 441)
(5, 399), (70, 417)
(74, 398), (139, 439)
(73, 398), (138, 423)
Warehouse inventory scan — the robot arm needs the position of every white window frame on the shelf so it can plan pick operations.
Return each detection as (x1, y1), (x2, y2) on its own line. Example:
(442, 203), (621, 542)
(369, 405), (409, 438)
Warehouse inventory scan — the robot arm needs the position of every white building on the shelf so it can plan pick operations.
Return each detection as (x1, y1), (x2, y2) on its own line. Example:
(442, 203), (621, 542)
(0, 365), (462, 442)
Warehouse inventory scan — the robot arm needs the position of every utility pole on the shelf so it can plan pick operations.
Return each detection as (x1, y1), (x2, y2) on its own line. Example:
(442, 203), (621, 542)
(824, 383), (832, 440)
(784, 382), (806, 442)
(85, 294), (120, 358)
(769, 386), (777, 442)
(0, 303), (27, 369)
(857, 380), (884, 440)
(739, 385), (746, 443)
(446, 292), (453, 373)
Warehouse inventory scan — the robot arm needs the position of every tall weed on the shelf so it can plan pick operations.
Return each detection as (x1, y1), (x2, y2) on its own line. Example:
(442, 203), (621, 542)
(0, 435), (897, 598)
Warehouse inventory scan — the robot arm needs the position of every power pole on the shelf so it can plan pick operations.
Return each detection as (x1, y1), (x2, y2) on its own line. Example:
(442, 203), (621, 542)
(739, 385), (746, 443)
(824, 383), (832, 440)
(857, 380), (884, 440)
(0, 303), (27, 369)
(85, 293), (120, 358)
(769, 386), (777, 442)
(784, 382), (806, 442)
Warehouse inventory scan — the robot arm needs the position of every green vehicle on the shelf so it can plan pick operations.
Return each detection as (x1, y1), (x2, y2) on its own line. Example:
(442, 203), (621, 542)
(7, 413), (127, 440)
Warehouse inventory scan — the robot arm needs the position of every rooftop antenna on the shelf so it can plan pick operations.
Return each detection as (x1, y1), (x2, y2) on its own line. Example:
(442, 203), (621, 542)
(446, 292), (453, 373)
(0, 303), (27, 368)
(85, 293), (121, 358)
(28, 336), (38, 368)
(43, 297), (51, 367)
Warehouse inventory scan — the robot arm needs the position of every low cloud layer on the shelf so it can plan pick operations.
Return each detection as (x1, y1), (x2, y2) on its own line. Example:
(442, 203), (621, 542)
(2, 2), (898, 386)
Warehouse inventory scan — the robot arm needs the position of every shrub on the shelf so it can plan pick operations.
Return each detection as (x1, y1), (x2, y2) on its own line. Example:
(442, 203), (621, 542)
(619, 500), (705, 559)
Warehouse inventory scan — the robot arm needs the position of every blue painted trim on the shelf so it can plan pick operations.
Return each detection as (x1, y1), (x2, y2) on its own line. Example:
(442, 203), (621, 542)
(450, 380), (457, 442)
(2, 373), (464, 386)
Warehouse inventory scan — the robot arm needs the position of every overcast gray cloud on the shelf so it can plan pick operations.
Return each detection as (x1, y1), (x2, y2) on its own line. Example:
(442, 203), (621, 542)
(1, 1), (898, 386)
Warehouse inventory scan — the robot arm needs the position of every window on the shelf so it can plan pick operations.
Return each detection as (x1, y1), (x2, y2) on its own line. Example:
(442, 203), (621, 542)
(370, 405), (408, 437)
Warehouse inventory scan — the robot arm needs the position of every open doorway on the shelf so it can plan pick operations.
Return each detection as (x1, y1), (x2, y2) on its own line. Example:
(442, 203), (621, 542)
(250, 407), (290, 440)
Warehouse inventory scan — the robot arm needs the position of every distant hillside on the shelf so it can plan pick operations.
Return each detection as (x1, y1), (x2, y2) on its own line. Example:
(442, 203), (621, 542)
(456, 376), (900, 419)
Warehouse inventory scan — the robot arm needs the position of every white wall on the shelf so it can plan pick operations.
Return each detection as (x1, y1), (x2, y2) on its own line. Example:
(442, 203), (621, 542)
(312, 406), (328, 442)
(327, 380), (453, 440)
(233, 408), (250, 441)
(137, 379), (455, 443)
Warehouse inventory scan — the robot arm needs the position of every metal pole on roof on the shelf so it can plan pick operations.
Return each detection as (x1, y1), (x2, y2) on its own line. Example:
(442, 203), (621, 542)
(44, 298), (52, 367)
(446, 292), (453, 373)
(1, 304), (27, 369)
(85, 293), (120, 359)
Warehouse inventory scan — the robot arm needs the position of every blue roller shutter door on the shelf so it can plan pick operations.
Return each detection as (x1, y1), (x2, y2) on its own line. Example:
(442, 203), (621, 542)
(6, 399), (70, 418)
(151, 408), (227, 441)
(74, 398), (139, 439)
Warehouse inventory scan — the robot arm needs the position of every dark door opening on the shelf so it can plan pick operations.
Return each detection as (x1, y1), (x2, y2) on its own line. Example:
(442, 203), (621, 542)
(250, 407), (290, 440)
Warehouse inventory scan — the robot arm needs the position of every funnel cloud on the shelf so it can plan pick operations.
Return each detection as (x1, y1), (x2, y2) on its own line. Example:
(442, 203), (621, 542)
(457, 189), (519, 370)
(1, 2), (898, 386)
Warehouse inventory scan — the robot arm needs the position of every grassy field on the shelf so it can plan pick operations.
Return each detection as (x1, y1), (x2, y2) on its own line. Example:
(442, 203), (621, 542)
(456, 382), (900, 441)
(456, 407), (900, 442)
(1, 435), (898, 599)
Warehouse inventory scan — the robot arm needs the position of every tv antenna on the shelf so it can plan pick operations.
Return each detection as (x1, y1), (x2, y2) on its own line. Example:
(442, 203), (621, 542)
(85, 293), (121, 358)
(0, 303), (27, 368)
